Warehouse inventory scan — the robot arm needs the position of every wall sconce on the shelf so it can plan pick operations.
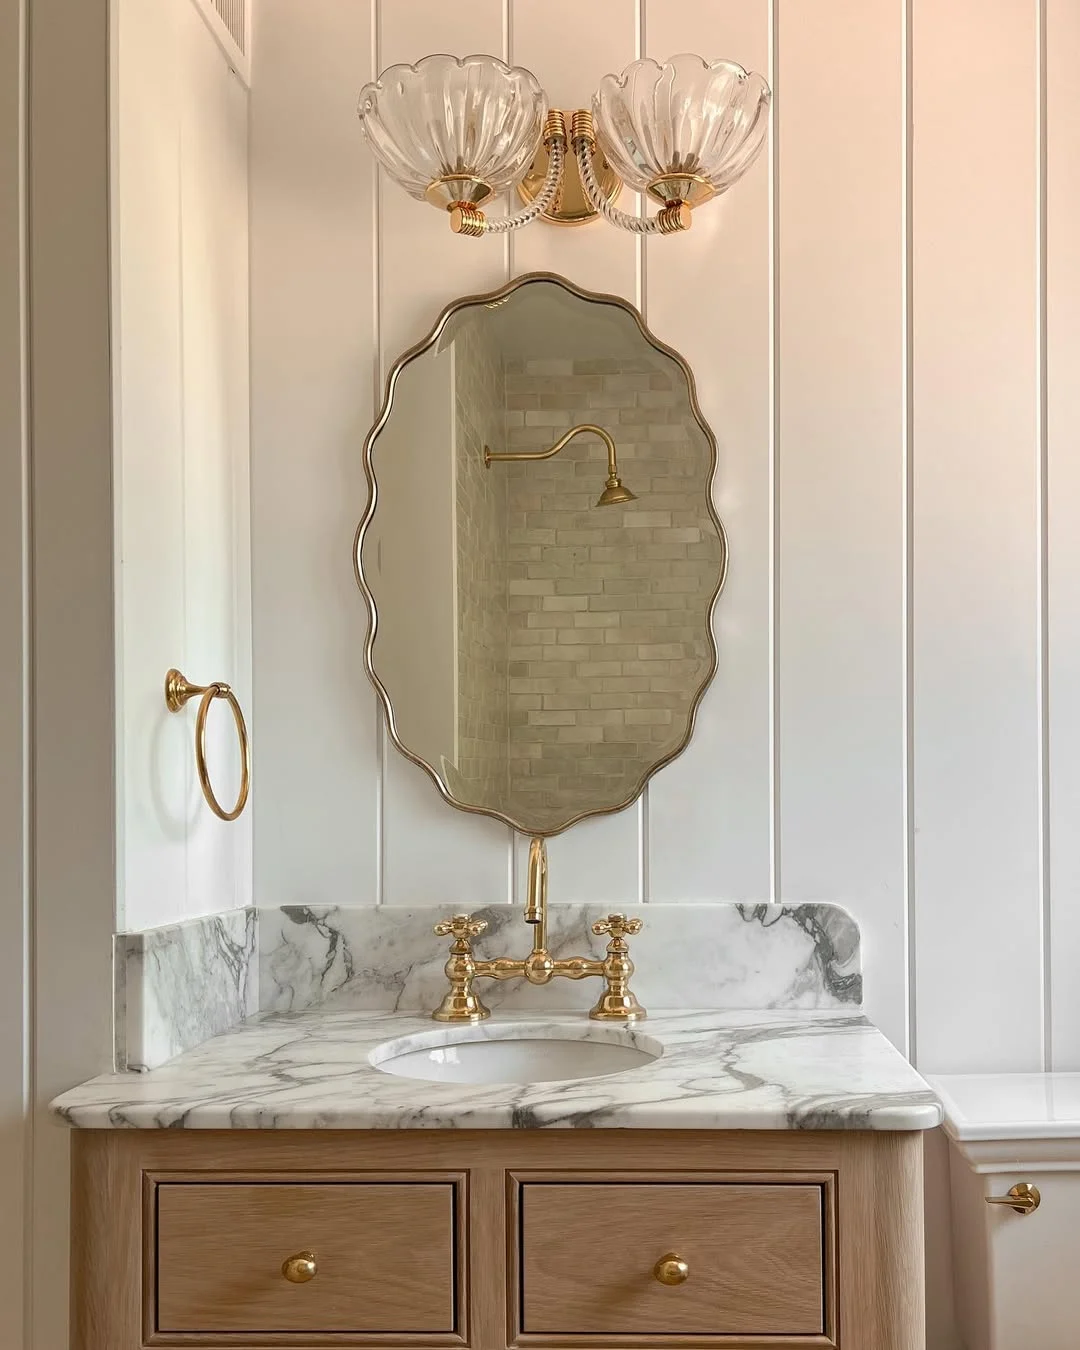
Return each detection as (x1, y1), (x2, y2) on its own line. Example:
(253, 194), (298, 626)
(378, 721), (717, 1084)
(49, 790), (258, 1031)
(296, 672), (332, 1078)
(357, 53), (770, 238)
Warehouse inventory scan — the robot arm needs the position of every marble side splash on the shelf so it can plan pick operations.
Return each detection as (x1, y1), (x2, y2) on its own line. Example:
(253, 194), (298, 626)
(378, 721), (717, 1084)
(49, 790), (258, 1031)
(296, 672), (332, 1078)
(259, 902), (861, 1017)
(116, 909), (258, 1071)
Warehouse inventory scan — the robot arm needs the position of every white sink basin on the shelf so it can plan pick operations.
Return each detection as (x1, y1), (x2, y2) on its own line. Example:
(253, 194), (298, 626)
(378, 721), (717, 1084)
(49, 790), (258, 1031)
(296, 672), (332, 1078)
(371, 1024), (661, 1085)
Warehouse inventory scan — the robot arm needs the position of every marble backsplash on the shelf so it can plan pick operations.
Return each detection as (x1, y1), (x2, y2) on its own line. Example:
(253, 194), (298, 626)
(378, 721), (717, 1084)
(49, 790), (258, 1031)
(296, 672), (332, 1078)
(118, 901), (861, 1070)
(260, 902), (861, 1016)
(115, 907), (258, 1071)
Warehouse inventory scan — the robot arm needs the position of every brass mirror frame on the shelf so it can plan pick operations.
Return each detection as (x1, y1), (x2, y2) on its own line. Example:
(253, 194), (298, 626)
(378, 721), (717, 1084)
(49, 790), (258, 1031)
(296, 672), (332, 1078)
(353, 271), (729, 838)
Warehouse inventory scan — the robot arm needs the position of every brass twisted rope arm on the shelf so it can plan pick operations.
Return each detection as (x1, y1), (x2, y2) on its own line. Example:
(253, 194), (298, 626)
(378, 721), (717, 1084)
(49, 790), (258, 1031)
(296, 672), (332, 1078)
(165, 668), (251, 822)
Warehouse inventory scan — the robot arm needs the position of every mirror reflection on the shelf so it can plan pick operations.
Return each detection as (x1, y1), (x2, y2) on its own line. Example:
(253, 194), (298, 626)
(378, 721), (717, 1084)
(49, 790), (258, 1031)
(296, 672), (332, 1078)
(358, 275), (726, 835)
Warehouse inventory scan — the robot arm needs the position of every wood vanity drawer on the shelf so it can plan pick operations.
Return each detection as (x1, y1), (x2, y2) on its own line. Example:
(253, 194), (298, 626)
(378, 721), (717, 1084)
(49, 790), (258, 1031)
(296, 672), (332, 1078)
(518, 1181), (826, 1338)
(155, 1181), (458, 1334)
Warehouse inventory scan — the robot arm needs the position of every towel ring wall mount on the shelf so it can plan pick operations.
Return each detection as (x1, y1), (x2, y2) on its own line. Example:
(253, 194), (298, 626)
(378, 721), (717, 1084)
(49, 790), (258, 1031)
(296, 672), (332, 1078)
(165, 668), (250, 822)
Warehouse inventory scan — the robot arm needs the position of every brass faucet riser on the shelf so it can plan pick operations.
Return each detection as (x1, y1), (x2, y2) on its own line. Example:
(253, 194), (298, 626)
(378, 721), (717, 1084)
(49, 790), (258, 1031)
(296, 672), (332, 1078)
(430, 840), (647, 1023)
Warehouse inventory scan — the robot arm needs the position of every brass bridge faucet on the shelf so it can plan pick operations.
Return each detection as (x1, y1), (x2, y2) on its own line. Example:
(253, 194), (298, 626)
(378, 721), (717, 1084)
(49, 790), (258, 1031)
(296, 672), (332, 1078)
(431, 837), (645, 1024)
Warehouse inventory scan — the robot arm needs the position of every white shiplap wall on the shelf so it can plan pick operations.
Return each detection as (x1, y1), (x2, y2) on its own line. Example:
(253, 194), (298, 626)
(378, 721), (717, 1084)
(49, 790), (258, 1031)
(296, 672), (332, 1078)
(115, 0), (252, 929)
(249, 0), (1080, 1080)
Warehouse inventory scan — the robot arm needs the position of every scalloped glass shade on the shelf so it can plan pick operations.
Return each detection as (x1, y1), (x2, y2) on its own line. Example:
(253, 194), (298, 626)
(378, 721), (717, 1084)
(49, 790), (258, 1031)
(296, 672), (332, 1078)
(594, 54), (771, 206)
(358, 54), (547, 208)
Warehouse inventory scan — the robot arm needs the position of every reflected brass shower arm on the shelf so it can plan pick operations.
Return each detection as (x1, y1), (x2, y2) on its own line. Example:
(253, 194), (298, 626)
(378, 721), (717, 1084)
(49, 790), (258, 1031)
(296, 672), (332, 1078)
(484, 422), (619, 479)
(484, 422), (636, 507)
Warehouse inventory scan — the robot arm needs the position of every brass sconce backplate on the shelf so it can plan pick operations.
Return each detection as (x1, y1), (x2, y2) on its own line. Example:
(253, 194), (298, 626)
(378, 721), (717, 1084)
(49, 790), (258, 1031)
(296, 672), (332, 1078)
(517, 109), (621, 226)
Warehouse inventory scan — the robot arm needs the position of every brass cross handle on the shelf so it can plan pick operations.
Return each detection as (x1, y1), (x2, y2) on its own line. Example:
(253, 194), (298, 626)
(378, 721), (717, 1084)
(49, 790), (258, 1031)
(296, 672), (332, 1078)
(592, 913), (644, 940)
(434, 914), (488, 941)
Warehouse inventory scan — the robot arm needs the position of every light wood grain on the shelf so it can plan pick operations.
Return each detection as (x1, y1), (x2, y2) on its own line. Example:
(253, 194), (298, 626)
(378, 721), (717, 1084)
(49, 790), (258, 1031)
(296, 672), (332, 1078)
(520, 1182), (823, 1336)
(70, 1128), (924, 1350)
(157, 1183), (456, 1333)
(71, 1133), (142, 1350)
(84, 1126), (851, 1174)
(837, 1132), (924, 1350)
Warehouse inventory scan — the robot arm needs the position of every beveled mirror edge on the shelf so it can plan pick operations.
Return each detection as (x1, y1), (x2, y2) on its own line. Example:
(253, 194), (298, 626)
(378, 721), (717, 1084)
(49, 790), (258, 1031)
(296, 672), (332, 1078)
(352, 270), (729, 839)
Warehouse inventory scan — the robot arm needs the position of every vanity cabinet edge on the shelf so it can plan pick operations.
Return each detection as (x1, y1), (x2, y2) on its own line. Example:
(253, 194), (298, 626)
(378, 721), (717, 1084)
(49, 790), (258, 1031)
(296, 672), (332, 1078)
(69, 1128), (925, 1350)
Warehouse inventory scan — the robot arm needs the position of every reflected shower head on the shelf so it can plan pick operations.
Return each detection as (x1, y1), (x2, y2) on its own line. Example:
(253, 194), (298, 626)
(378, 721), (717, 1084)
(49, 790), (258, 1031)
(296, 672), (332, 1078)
(484, 423), (637, 508)
(596, 475), (637, 507)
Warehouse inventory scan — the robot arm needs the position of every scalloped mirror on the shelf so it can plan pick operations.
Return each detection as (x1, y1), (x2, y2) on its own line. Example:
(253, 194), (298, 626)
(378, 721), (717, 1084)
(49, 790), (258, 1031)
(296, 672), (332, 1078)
(355, 273), (726, 836)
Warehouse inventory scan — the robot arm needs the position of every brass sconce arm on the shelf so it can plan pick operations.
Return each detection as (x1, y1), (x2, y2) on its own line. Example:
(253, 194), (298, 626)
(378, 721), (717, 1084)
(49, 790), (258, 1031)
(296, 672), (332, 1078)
(448, 112), (567, 236)
(431, 838), (646, 1024)
(484, 423), (636, 507)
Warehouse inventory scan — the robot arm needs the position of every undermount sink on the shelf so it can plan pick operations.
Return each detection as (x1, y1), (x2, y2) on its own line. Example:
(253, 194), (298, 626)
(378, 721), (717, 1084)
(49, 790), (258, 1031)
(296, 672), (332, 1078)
(370, 1023), (662, 1085)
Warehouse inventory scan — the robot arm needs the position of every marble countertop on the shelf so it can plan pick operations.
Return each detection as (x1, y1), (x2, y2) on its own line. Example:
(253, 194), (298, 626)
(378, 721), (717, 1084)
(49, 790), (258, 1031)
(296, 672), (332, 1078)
(52, 1008), (941, 1132)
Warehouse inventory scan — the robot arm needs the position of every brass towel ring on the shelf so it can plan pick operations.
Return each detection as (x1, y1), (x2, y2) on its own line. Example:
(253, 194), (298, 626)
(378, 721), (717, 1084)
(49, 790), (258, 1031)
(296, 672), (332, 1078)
(165, 668), (250, 822)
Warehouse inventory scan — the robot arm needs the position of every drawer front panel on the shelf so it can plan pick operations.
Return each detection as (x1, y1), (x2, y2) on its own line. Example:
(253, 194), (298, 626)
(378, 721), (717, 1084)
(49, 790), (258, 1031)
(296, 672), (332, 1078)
(520, 1182), (824, 1337)
(156, 1182), (456, 1334)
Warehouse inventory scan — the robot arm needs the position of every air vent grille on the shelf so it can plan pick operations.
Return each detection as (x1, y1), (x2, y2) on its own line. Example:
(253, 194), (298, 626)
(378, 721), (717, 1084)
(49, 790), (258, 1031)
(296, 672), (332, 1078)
(213, 0), (246, 55)
(189, 0), (251, 87)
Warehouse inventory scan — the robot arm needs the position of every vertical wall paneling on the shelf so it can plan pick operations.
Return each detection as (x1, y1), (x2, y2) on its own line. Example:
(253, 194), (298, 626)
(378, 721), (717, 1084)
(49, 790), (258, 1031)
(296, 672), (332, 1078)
(644, 1), (772, 905)
(249, 1), (381, 910)
(509, 0), (643, 906)
(776, 0), (908, 1050)
(1047, 0), (1080, 1069)
(0, 0), (27, 1341)
(912, 0), (1043, 1072)
(511, 0), (639, 300)
(377, 0), (515, 906)
(116, 0), (252, 928)
(115, 0), (188, 927)
(29, 1), (116, 1344)
(179, 0), (253, 916)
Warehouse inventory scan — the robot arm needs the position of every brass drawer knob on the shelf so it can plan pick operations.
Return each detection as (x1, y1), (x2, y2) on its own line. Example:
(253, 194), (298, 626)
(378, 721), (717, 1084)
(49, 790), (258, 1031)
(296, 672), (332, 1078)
(281, 1251), (318, 1283)
(653, 1252), (689, 1285)
(986, 1182), (1041, 1216)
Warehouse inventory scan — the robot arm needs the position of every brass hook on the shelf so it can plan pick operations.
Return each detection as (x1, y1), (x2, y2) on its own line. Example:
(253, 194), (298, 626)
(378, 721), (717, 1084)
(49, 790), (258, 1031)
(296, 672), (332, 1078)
(165, 669), (250, 822)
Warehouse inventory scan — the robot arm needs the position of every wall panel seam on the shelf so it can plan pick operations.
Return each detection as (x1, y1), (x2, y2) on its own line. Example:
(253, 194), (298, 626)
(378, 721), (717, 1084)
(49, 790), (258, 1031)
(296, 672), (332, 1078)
(1037, 0), (1051, 1070)
(12, 0), (32, 1338)
(637, 0), (648, 905)
(176, 107), (192, 917)
(767, 0), (780, 904)
(372, 0), (384, 907)
(902, 0), (916, 1064)
(503, 0), (514, 902)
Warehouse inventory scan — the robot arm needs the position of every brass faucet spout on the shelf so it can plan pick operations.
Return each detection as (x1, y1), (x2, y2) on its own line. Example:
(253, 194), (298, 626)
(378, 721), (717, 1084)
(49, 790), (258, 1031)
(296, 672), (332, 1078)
(524, 836), (548, 952)
(430, 844), (646, 1023)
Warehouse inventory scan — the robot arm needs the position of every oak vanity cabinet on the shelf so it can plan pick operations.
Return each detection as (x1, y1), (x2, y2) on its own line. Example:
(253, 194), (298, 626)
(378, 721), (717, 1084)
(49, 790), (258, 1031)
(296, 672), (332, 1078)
(72, 1128), (923, 1350)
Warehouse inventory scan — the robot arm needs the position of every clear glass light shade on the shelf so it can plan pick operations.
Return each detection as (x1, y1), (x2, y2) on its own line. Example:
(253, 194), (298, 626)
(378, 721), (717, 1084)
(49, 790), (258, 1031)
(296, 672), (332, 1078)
(593, 54), (771, 207)
(357, 54), (547, 209)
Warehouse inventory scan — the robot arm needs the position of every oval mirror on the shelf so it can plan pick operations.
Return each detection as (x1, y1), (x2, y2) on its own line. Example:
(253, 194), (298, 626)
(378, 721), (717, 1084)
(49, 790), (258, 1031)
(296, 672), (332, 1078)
(355, 273), (726, 837)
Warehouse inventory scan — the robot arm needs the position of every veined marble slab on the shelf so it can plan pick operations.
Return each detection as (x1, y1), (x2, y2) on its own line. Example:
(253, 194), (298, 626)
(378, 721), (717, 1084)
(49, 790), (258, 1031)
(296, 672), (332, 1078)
(115, 909), (257, 1071)
(117, 901), (859, 1070)
(260, 902), (861, 1016)
(53, 1008), (939, 1131)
